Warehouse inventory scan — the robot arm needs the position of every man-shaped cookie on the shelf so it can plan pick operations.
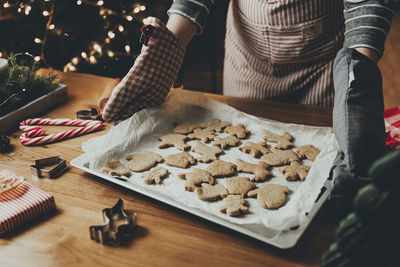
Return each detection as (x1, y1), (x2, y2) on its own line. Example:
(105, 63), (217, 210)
(195, 183), (228, 201)
(102, 159), (131, 177)
(279, 161), (311, 181)
(219, 195), (249, 217)
(248, 184), (289, 209)
(225, 177), (256, 196)
(224, 124), (250, 139)
(173, 120), (200, 134)
(236, 159), (272, 182)
(206, 160), (237, 177)
(295, 145), (320, 161)
(239, 141), (270, 158)
(188, 129), (216, 143)
(212, 136), (240, 149)
(178, 168), (215, 191)
(165, 152), (196, 168)
(200, 118), (231, 132)
(261, 129), (294, 149)
(191, 140), (223, 163)
(141, 167), (169, 184)
(260, 149), (299, 166)
(125, 151), (164, 172)
(158, 134), (190, 151)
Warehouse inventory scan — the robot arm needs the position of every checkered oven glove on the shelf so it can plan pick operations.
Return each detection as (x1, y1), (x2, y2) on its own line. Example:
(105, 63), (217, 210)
(101, 17), (185, 122)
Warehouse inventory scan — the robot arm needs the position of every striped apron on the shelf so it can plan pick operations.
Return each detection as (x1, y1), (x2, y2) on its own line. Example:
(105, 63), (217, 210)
(223, 0), (344, 106)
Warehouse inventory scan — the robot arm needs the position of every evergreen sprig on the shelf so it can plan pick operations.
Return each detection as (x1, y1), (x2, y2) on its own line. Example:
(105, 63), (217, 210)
(0, 54), (62, 117)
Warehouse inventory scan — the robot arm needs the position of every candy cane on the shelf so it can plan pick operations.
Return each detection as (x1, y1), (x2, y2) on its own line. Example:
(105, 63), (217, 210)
(19, 118), (103, 146)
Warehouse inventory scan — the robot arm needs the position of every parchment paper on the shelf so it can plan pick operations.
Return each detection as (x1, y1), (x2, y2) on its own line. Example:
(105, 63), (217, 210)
(71, 89), (339, 231)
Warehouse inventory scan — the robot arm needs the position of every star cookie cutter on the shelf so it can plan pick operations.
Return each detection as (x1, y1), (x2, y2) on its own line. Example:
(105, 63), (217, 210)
(89, 199), (137, 246)
(30, 156), (67, 178)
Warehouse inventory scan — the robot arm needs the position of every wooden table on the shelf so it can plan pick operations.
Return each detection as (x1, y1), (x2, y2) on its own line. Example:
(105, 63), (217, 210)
(0, 70), (340, 266)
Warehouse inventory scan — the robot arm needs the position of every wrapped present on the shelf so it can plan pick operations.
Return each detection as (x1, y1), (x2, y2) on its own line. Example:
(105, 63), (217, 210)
(0, 170), (56, 235)
(384, 106), (400, 150)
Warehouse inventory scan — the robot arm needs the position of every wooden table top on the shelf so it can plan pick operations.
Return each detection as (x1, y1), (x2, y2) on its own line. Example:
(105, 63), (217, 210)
(0, 70), (340, 266)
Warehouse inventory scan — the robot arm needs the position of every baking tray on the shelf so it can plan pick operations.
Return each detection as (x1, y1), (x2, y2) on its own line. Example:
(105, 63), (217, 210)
(70, 90), (338, 248)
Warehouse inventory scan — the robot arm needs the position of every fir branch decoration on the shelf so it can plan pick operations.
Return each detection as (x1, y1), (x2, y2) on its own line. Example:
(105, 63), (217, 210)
(0, 54), (63, 117)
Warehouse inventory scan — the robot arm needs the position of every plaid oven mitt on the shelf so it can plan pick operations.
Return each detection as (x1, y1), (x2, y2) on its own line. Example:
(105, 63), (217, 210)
(101, 17), (185, 122)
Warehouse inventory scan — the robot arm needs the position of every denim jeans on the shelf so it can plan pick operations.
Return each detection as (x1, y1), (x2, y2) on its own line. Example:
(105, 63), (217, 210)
(329, 47), (386, 216)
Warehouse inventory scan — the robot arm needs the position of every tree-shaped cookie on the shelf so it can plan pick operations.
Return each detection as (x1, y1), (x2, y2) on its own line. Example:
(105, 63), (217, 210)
(219, 195), (249, 217)
(261, 129), (294, 149)
(195, 183), (228, 201)
(165, 152), (196, 168)
(295, 145), (320, 161)
(239, 141), (270, 158)
(191, 140), (223, 163)
(279, 161), (311, 181)
(200, 118), (231, 132)
(225, 177), (256, 196)
(158, 134), (190, 151)
(102, 159), (131, 177)
(178, 168), (215, 191)
(260, 149), (299, 166)
(125, 151), (164, 172)
(248, 184), (289, 209)
(236, 159), (272, 182)
(206, 160), (237, 178)
(188, 129), (216, 143)
(173, 120), (200, 134)
(212, 135), (240, 149)
(224, 124), (250, 139)
(141, 167), (169, 184)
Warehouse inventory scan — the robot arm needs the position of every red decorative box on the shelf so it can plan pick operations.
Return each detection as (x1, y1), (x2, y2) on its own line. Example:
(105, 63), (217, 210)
(0, 170), (56, 235)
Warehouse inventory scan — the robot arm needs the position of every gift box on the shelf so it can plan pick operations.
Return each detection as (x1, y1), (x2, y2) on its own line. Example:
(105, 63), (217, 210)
(0, 170), (56, 235)
(384, 107), (400, 150)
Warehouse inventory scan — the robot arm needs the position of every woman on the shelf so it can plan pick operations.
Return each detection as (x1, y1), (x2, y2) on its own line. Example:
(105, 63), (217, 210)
(100, 0), (399, 217)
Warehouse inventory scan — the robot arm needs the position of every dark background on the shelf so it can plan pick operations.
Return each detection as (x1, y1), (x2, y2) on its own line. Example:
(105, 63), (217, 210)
(0, 0), (229, 94)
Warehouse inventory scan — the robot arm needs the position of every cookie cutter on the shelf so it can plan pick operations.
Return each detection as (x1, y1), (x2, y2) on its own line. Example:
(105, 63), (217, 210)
(30, 156), (67, 178)
(89, 199), (137, 246)
(76, 108), (101, 120)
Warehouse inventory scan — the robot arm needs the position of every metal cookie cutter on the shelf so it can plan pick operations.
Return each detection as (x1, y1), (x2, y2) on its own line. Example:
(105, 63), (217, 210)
(31, 156), (67, 178)
(76, 108), (101, 120)
(89, 199), (137, 246)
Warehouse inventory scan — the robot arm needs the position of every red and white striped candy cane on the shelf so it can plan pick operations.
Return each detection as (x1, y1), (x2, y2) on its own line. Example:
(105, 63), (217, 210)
(19, 118), (103, 146)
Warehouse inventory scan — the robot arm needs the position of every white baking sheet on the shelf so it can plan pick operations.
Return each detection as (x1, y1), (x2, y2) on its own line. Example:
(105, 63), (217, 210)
(71, 89), (339, 248)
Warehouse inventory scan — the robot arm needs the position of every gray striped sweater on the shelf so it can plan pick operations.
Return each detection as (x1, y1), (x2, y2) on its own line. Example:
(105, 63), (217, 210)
(168, 0), (400, 56)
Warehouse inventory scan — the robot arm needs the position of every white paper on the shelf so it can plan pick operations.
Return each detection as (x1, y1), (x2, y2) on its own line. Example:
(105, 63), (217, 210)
(72, 89), (339, 231)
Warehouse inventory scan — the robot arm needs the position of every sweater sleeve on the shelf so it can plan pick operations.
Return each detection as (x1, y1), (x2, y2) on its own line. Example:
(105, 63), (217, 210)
(344, 0), (400, 56)
(167, 0), (214, 34)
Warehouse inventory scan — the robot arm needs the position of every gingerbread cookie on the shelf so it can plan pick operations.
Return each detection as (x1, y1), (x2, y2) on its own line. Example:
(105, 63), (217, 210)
(260, 149), (299, 166)
(211, 135), (240, 150)
(200, 118), (231, 132)
(158, 134), (190, 151)
(261, 129), (294, 149)
(165, 152), (196, 168)
(296, 145), (320, 161)
(279, 161), (311, 181)
(248, 184), (289, 209)
(191, 140), (223, 163)
(239, 141), (270, 158)
(224, 124), (250, 139)
(141, 166), (169, 184)
(195, 183), (228, 201)
(206, 160), (237, 177)
(102, 159), (131, 177)
(178, 168), (215, 191)
(125, 151), (164, 172)
(219, 195), (249, 217)
(225, 177), (256, 196)
(236, 159), (272, 182)
(173, 120), (200, 134)
(187, 129), (216, 143)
